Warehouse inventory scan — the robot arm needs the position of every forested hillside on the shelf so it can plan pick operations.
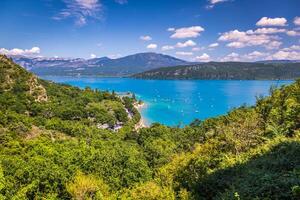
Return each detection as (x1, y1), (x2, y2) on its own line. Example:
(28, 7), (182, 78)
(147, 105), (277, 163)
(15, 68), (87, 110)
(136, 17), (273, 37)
(133, 62), (300, 80)
(0, 55), (300, 199)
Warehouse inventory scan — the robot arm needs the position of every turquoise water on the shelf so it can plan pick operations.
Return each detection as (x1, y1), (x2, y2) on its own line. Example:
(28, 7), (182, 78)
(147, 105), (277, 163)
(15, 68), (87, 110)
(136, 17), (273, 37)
(41, 76), (292, 126)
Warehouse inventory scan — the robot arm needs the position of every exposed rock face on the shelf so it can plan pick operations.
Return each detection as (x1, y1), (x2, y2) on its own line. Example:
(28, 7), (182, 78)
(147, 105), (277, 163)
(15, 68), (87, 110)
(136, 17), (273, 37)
(0, 54), (48, 102)
(1, 74), (14, 91)
(0, 56), (15, 91)
(28, 75), (48, 102)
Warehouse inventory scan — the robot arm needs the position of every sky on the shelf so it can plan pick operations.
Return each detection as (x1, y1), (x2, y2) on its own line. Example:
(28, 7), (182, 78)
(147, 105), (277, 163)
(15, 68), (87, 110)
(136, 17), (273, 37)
(0, 0), (300, 61)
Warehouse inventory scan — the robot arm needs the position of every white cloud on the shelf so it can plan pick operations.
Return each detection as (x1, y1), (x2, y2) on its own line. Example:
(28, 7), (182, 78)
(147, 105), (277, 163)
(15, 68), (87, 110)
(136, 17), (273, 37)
(90, 53), (97, 58)
(286, 30), (300, 36)
(192, 47), (200, 51)
(208, 43), (219, 48)
(108, 54), (122, 59)
(220, 52), (240, 62)
(176, 51), (194, 56)
(0, 47), (41, 57)
(76, 0), (99, 9)
(226, 42), (245, 48)
(220, 51), (270, 61)
(265, 41), (282, 50)
(268, 50), (300, 60)
(115, 0), (128, 4)
(256, 17), (287, 27)
(53, 0), (102, 26)
(140, 35), (152, 41)
(167, 27), (175, 32)
(192, 47), (204, 51)
(176, 40), (197, 48)
(247, 51), (265, 57)
(219, 29), (281, 49)
(219, 30), (247, 41)
(161, 40), (197, 50)
(206, 0), (230, 9)
(243, 51), (269, 60)
(221, 46), (300, 61)
(294, 17), (300, 26)
(147, 43), (158, 49)
(194, 53), (210, 62)
(219, 51), (270, 62)
(219, 47), (300, 61)
(210, 0), (228, 4)
(282, 45), (300, 51)
(266, 43), (300, 60)
(170, 26), (204, 39)
(247, 28), (286, 34)
(161, 45), (174, 51)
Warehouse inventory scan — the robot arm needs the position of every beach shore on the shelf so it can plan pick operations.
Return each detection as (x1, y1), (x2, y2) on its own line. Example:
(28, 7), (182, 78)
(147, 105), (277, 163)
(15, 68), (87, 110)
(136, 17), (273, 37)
(134, 101), (148, 129)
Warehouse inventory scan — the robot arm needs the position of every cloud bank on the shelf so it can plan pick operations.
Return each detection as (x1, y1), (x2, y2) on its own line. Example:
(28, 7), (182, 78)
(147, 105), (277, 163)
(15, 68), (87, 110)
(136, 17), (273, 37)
(0, 47), (41, 57)
(170, 26), (204, 39)
(256, 17), (287, 27)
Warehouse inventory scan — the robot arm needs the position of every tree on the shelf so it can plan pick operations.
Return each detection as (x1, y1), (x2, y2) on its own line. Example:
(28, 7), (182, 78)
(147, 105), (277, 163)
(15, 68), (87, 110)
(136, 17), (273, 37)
(66, 172), (110, 200)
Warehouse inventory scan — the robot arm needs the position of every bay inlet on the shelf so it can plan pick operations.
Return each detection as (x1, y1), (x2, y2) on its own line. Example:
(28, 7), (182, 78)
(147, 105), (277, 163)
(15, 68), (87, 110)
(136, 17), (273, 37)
(41, 76), (293, 126)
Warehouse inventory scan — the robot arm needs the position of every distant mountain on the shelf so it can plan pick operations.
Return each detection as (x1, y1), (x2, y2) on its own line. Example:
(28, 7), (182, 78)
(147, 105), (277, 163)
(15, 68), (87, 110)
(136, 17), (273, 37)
(87, 57), (111, 65)
(82, 52), (189, 76)
(10, 52), (188, 76)
(133, 62), (300, 80)
(95, 52), (187, 72)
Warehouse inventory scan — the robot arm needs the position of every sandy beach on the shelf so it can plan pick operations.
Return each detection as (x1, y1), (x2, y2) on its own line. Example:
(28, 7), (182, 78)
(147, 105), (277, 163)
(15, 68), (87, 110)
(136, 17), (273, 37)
(134, 101), (149, 129)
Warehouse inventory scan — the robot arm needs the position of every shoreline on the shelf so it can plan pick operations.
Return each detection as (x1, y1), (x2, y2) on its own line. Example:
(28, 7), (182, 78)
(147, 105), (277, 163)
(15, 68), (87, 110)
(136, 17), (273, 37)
(134, 101), (149, 129)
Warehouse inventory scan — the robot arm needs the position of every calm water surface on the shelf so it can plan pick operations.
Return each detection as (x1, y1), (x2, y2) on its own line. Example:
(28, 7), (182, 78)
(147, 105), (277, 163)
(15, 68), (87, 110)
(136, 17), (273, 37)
(41, 76), (292, 126)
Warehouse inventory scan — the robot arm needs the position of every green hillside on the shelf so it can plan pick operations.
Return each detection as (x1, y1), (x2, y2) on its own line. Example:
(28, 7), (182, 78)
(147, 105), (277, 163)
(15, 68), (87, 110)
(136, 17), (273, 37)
(133, 62), (300, 80)
(0, 55), (300, 199)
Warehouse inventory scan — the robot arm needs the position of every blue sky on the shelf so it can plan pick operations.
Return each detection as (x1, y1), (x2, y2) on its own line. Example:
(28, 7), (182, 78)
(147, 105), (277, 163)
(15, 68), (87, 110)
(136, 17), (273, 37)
(0, 0), (300, 61)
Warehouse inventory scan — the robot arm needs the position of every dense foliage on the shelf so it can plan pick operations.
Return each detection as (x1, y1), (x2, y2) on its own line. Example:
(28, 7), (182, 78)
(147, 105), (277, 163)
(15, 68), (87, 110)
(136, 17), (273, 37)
(133, 62), (300, 80)
(0, 55), (300, 199)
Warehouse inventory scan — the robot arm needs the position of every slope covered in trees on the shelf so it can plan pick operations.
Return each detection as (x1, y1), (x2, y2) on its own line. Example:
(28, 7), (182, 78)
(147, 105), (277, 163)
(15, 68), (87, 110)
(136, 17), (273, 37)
(133, 62), (300, 80)
(0, 55), (300, 199)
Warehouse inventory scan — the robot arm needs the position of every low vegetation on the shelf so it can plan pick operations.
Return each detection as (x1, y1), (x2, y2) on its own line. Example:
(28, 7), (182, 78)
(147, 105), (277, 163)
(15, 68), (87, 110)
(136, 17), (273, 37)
(0, 55), (299, 199)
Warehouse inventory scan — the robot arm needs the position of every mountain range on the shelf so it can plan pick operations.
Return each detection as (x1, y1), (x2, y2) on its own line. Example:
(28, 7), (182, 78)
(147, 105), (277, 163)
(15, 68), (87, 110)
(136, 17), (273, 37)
(8, 53), (300, 78)
(10, 52), (188, 76)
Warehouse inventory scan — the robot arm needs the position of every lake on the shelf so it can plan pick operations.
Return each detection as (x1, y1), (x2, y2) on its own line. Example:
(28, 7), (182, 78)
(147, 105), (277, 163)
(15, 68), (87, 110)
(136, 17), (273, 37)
(41, 76), (292, 126)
